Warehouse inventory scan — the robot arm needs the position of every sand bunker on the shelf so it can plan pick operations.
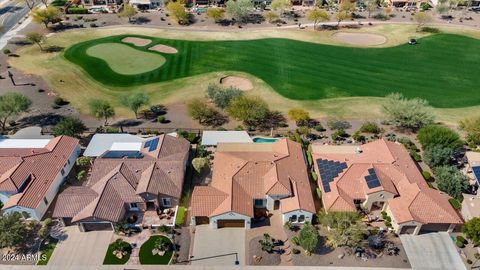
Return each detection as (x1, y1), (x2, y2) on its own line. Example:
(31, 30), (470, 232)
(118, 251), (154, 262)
(121, 37), (152, 47)
(148, 44), (178, 54)
(220, 76), (253, 91)
(333, 32), (387, 46)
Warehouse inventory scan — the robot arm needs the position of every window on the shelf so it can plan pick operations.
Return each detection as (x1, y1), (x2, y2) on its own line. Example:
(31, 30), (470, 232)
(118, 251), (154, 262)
(162, 198), (172, 207)
(290, 215), (297, 222)
(43, 197), (49, 205)
(67, 159), (71, 165)
(298, 215), (305, 223)
(61, 169), (65, 176)
(130, 203), (138, 209)
(254, 199), (265, 207)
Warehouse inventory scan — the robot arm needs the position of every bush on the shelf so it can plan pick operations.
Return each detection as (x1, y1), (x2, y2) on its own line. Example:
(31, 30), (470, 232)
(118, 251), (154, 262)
(332, 129), (349, 141)
(311, 171), (318, 182)
(421, 26), (440, 33)
(456, 240), (466, 248)
(409, 149), (422, 162)
(306, 151), (313, 167)
(54, 97), (68, 106)
(417, 125), (463, 152)
(449, 198), (461, 210)
(314, 123), (325, 132)
(290, 235), (300, 245)
(359, 121), (383, 134)
(467, 259), (473, 264)
(316, 187), (322, 199)
(373, 13), (390, 21)
(422, 171), (431, 181)
(157, 116), (167, 123)
(292, 248), (300, 254)
(3, 48), (10, 54)
(327, 119), (351, 130)
(51, 0), (67, 6)
(67, 7), (89, 14)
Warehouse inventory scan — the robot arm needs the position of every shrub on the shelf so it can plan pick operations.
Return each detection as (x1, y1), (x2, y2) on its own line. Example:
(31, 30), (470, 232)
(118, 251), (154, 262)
(157, 116), (166, 123)
(67, 7), (89, 14)
(409, 149), (422, 162)
(331, 129), (349, 141)
(373, 13), (390, 21)
(449, 198), (461, 210)
(192, 157), (209, 174)
(316, 187), (322, 199)
(306, 151), (313, 167)
(417, 125), (463, 152)
(359, 121), (383, 134)
(456, 240), (466, 248)
(51, 0), (67, 6)
(292, 248), (300, 254)
(421, 26), (440, 33)
(314, 123), (325, 132)
(290, 235), (300, 245)
(54, 97), (68, 106)
(467, 259), (473, 264)
(422, 171), (431, 181)
(3, 48), (10, 54)
(311, 171), (318, 182)
(327, 119), (351, 130)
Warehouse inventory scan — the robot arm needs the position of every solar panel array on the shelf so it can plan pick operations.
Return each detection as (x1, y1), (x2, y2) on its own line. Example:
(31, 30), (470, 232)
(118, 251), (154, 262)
(144, 138), (159, 152)
(473, 166), (480, 184)
(103, 150), (144, 159)
(364, 168), (381, 189)
(317, 159), (348, 193)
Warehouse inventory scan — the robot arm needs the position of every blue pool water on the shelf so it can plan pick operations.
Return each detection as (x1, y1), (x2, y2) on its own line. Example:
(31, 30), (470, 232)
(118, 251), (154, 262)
(253, 137), (279, 143)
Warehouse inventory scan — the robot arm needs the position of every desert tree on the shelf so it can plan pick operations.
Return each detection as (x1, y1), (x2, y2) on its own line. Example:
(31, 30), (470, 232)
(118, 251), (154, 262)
(413, 12), (433, 31)
(226, 0), (254, 24)
(121, 92), (149, 119)
(206, 7), (225, 22)
(31, 6), (62, 28)
(118, 2), (138, 22)
(270, 0), (292, 16)
(305, 8), (329, 29)
(52, 117), (87, 138)
(382, 92), (434, 131)
(335, 1), (354, 27)
(166, 1), (189, 24)
(0, 93), (31, 133)
(89, 99), (115, 126)
(25, 32), (45, 51)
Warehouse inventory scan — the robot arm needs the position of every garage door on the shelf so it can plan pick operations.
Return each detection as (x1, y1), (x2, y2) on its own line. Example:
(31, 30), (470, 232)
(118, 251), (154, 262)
(196, 216), (210, 225)
(400, 225), (417, 235)
(420, 223), (451, 234)
(217, 219), (245, 228)
(81, 222), (113, 232)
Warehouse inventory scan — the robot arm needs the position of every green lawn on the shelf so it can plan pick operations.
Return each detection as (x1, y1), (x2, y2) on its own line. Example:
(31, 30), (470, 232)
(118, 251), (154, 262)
(64, 33), (480, 108)
(86, 43), (166, 75)
(103, 240), (131, 265)
(139, 235), (173, 265)
(175, 206), (186, 226)
(36, 237), (58, 265)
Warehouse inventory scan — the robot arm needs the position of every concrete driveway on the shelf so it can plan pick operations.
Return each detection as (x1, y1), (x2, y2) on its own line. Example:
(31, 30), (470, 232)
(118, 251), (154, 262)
(400, 232), (466, 270)
(191, 225), (245, 266)
(48, 226), (113, 267)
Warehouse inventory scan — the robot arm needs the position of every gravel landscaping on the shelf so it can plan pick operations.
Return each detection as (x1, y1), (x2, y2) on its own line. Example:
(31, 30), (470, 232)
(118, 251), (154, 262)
(248, 235), (281, 265)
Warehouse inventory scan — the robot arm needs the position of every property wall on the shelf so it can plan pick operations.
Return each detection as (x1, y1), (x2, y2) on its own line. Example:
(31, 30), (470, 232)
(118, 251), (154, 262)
(363, 191), (395, 211)
(209, 212), (251, 229)
(282, 210), (313, 224)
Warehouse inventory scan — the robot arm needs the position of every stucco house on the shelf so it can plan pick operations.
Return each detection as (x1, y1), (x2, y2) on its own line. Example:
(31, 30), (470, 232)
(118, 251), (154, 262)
(190, 139), (316, 229)
(53, 134), (190, 231)
(0, 136), (80, 220)
(312, 139), (463, 235)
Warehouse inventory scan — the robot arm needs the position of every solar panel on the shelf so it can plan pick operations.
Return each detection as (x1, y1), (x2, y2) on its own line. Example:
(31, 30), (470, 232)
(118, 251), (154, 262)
(144, 140), (151, 148)
(473, 166), (480, 183)
(102, 150), (143, 159)
(364, 167), (381, 189)
(148, 138), (159, 152)
(317, 159), (347, 193)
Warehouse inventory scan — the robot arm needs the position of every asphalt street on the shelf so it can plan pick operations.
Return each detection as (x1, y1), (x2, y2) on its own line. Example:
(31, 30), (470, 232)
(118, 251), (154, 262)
(0, 0), (29, 38)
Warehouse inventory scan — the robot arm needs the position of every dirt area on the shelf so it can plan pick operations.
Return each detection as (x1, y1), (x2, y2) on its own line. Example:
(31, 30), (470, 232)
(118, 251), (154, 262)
(149, 44), (178, 54)
(121, 37), (152, 46)
(333, 32), (387, 46)
(220, 76), (253, 91)
(248, 235), (281, 265)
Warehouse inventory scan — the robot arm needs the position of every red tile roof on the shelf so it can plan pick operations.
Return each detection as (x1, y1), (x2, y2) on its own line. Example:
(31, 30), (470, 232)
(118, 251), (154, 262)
(313, 139), (462, 225)
(0, 136), (79, 210)
(190, 139), (316, 218)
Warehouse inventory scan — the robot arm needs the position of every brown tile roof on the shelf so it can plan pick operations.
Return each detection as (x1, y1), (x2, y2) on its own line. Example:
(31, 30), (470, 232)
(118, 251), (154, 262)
(53, 134), (189, 223)
(313, 139), (463, 225)
(0, 136), (79, 210)
(191, 139), (316, 218)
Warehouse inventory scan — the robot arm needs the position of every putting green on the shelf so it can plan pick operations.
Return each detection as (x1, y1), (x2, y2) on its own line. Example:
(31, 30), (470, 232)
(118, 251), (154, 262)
(64, 33), (480, 108)
(86, 43), (166, 75)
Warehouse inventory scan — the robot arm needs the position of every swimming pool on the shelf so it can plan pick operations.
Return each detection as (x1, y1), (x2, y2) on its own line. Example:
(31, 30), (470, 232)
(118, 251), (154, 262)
(253, 137), (279, 143)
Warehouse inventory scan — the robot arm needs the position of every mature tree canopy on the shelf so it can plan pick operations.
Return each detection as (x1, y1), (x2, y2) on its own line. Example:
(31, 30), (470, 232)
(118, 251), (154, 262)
(118, 3), (138, 22)
(0, 93), (31, 132)
(206, 7), (225, 22)
(270, 0), (292, 14)
(0, 212), (29, 249)
(52, 117), (87, 138)
(31, 6), (62, 28)
(365, 0), (377, 18)
(89, 99), (115, 126)
(121, 92), (149, 119)
(305, 8), (329, 28)
(298, 222), (319, 254)
(335, 1), (354, 26)
(192, 157), (209, 174)
(413, 12), (433, 31)
(227, 95), (269, 129)
(417, 125), (463, 152)
(382, 92), (435, 130)
(423, 145), (454, 168)
(459, 115), (480, 146)
(318, 211), (366, 248)
(434, 165), (469, 200)
(226, 0), (254, 23)
(288, 108), (310, 124)
(187, 98), (226, 127)
(26, 32), (45, 51)
(463, 217), (480, 245)
(166, 1), (189, 24)
(206, 84), (243, 109)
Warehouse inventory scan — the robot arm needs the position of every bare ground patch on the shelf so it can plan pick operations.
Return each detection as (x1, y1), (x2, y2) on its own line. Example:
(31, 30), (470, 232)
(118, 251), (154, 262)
(333, 32), (387, 46)
(220, 76), (253, 91)
(122, 37), (152, 46)
(148, 44), (178, 54)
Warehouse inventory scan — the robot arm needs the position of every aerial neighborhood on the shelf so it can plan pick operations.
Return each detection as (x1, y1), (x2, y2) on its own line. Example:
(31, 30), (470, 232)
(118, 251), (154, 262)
(0, 0), (480, 269)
